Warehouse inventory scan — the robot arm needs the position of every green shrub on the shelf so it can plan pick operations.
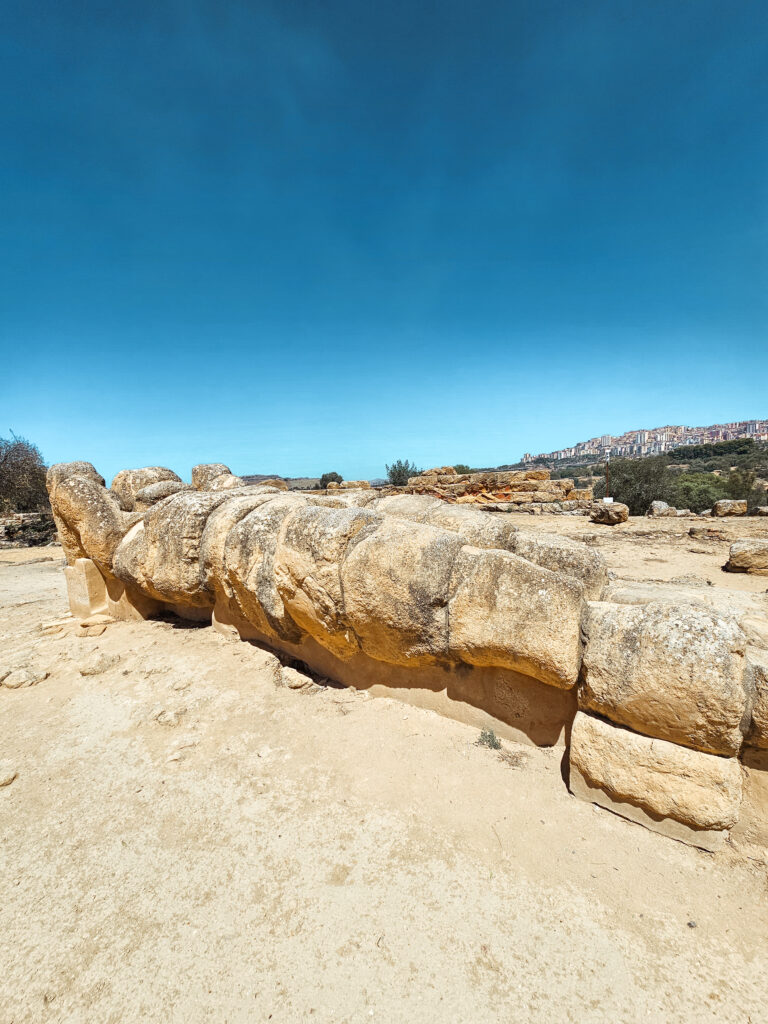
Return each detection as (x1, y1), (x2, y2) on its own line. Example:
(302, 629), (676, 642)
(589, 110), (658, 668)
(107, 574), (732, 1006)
(453, 464), (471, 474)
(476, 728), (502, 750)
(386, 459), (421, 486)
(319, 472), (343, 489)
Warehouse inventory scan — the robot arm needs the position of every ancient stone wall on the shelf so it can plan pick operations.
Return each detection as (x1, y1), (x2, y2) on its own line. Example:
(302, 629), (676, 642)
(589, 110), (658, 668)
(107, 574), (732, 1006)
(405, 466), (593, 514)
(47, 461), (768, 854)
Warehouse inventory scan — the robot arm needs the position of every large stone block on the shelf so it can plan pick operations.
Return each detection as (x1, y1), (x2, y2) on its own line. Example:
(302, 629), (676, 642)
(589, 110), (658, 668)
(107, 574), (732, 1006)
(713, 499), (747, 517)
(726, 539), (768, 576)
(340, 516), (464, 667)
(111, 467), (181, 511)
(569, 712), (743, 849)
(191, 463), (232, 490)
(580, 600), (750, 755)
(449, 547), (584, 688)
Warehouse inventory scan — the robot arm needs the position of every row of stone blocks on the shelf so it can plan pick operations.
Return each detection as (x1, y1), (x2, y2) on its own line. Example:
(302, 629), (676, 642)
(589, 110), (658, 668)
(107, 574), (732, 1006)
(405, 466), (593, 504)
(48, 462), (767, 853)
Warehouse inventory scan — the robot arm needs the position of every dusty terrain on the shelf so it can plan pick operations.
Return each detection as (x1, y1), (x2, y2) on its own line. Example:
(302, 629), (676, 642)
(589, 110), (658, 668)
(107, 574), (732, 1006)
(2, 517), (768, 1023)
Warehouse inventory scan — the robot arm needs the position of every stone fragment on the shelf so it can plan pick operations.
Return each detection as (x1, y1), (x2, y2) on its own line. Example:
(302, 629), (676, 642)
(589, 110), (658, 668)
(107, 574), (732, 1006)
(569, 712), (742, 846)
(647, 500), (676, 517)
(580, 600), (749, 755)
(3, 668), (49, 689)
(282, 666), (314, 690)
(76, 623), (107, 638)
(712, 499), (747, 517)
(589, 502), (629, 525)
(64, 558), (109, 618)
(726, 539), (768, 576)
(0, 762), (18, 787)
(191, 464), (232, 490)
(755, 506), (768, 517)
(77, 651), (120, 676)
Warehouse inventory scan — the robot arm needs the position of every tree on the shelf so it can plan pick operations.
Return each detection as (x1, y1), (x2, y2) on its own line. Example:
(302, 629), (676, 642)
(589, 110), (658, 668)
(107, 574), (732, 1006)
(319, 471), (343, 489)
(453, 464), (471, 474)
(593, 456), (672, 515)
(0, 433), (49, 513)
(386, 459), (421, 486)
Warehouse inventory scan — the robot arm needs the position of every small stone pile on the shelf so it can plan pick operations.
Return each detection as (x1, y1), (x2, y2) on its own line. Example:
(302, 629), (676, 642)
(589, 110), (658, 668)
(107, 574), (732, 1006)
(406, 466), (593, 513)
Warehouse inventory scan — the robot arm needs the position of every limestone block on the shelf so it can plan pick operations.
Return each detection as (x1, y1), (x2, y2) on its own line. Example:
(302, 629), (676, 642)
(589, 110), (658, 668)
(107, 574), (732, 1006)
(340, 516), (464, 666)
(64, 558), (109, 618)
(209, 473), (245, 490)
(134, 480), (192, 511)
(746, 647), (768, 749)
(569, 712), (742, 848)
(647, 500), (677, 517)
(112, 491), (229, 608)
(191, 464), (232, 490)
(449, 547), (584, 688)
(589, 502), (629, 525)
(726, 539), (768, 576)
(273, 505), (378, 655)
(111, 467), (181, 511)
(507, 531), (607, 600)
(580, 600), (749, 755)
(713, 499), (747, 517)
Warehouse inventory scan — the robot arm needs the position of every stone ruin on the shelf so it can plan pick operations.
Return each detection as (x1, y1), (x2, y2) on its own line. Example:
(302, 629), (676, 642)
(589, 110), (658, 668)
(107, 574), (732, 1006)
(47, 461), (768, 853)
(405, 466), (594, 513)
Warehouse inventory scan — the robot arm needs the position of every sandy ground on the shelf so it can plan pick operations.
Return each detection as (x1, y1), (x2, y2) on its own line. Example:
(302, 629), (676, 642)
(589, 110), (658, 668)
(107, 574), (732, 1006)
(1, 523), (768, 1023)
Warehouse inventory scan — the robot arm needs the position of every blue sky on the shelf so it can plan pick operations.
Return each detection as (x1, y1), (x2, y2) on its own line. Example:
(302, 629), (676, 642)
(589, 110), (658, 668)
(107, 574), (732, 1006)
(1, 0), (766, 483)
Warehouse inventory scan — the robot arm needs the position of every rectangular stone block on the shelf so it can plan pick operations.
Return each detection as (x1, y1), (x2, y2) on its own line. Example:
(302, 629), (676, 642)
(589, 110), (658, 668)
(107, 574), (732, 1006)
(569, 711), (742, 851)
(64, 558), (109, 618)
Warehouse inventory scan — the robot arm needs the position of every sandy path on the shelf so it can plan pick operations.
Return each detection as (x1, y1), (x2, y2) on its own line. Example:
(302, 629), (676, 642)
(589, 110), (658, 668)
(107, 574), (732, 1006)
(1, 546), (767, 1023)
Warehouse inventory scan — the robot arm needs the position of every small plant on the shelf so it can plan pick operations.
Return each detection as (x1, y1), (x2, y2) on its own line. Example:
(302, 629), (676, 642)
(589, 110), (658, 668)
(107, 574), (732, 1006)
(476, 728), (502, 750)
(386, 459), (421, 486)
(454, 464), (471, 475)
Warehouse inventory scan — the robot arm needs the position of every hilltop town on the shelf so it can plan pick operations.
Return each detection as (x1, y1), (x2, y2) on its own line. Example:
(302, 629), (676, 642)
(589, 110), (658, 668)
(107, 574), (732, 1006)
(522, 418), (768, 466)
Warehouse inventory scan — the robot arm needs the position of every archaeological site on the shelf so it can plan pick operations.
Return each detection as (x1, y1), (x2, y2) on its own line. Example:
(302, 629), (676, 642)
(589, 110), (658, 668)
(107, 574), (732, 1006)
(46, 459), (768, 855)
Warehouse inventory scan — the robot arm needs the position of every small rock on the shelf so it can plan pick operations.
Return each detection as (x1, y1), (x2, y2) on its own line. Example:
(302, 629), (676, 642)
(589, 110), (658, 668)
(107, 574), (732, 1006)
(282, 666), (314, 690)
(77, 651), (120, 676)
(3, 668), (49, 689)
(76, 623), (107, 638)
(80, 613), (117, 627)
(0, 762), (18, 787)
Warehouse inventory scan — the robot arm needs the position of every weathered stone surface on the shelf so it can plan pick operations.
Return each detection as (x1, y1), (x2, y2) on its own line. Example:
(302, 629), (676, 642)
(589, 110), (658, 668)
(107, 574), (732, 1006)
(209, 473), (245, 490)
(48, 474), (134, 569)
(340, 516), (464, 667)
(113, 491), (229, 608)
(340, 480), (371, 489)
(274, 506), (378, 658)
(449, 547), (584, 688)
(371, 496), (606, 598)
(713, 499), (747, 517)
(569, 712), (743, 844)
(589, 502), (629, 525)
(726, 539), (768, 576)
(77, 650), (120, 676)
(755, 506), (768, 517)
(2, 667), (49, 689)
(647, 500), (676, 517)
(219, 495), (310, 642)
(191, 464), (232, 490)
(111, 467), (181, 511)
(64, 557), (109, 618)
(0, 762), (18, 787)
(134, 479), (192, 511)
(580, 600), (749, 755)
(746, 647), (768, 749)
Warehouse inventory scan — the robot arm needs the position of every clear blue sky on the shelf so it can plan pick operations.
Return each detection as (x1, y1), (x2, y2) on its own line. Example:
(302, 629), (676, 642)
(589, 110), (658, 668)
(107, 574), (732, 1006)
(1, 1), (766, 483)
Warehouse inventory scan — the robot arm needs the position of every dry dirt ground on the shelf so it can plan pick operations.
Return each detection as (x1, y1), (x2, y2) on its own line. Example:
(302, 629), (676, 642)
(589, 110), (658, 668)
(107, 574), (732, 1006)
(2, 518), (768, 1024)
